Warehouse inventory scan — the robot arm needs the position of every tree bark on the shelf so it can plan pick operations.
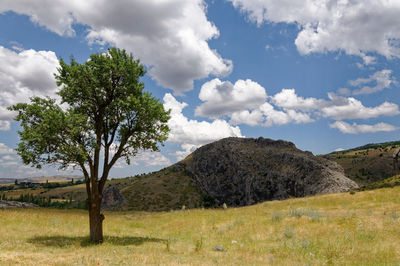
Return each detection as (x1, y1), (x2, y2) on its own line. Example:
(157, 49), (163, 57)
(88, 192), (104, 243)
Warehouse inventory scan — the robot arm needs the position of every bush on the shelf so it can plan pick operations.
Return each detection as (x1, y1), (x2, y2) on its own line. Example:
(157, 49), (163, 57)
(283, 227), (295, 239)
(271, 211), (284, 222)
(202, 194), (215, 208)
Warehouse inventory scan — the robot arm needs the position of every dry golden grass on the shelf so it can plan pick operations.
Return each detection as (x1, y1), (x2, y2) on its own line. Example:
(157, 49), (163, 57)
(1, 186), (400, 265)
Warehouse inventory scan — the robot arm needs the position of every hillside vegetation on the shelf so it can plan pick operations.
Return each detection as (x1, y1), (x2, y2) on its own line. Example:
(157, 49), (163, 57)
(109, 167), (204, 211)
(2, 139), (399, 211)
(323, 141), (400, 185)
(110, 137), (358, 210)
(359, 174), (400, 191)
(0, 169), (202, 211)
(1, 186), (400, 265)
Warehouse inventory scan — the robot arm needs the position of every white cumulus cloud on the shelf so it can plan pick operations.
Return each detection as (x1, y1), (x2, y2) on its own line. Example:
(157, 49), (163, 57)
(321, 95), (399, 120)
(228, 0), (400, 60)
(1, 0), (232, 93)
(330, 121), (399, 134)
(0, 121), (10, 131)
(0, 46), (59, 130)
(195, 78), (267, 117)
(271, 88), (326, 111)
(163, 93), (243, 160)
(230, 102), (313, 127)
(132, 151), (172, 167)
(195, 79), (314, 127)
(349, 69), (396, 95)
(0, 143), (16, 155)
(334, 147), (345, 152)
(271, 88), (399, 121)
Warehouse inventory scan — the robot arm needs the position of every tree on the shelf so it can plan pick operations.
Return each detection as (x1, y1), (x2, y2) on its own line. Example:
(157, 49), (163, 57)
(9, 48), (170, 243)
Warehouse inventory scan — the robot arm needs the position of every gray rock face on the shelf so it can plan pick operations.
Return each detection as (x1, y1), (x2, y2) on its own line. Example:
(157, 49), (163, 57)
(101, 186), (126, 209)
(0, 200), (38, 209)
(181, 137), (358, 207)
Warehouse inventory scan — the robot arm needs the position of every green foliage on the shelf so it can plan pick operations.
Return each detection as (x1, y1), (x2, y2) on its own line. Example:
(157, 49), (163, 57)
(6, 193), (81, 209)
(0, 180), (84, 192)
(9, 48), (170, 174)
(42, 180), (84, 189)
(359, 175), (400, 191)
(9, 48), (171, 242)
(0, 185), (15, 191)
(325, 142), (399, 185)
(202, 194), (216, 208)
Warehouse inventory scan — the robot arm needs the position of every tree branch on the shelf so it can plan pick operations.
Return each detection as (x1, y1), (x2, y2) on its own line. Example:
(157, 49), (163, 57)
(99, 137), (128, 192)
(79, 162), (91, 201)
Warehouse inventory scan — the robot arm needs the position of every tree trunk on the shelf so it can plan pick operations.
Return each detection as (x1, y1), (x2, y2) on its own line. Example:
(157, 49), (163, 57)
(88, 195), (104, 243)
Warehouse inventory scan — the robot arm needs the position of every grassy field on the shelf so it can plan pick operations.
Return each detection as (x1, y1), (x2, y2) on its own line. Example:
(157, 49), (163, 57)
(1, 186), (400, 265)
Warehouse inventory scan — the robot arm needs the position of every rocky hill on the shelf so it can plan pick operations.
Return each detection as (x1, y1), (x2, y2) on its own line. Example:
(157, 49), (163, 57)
(177, 137), (358, 207)
(109, 137), (357, 210)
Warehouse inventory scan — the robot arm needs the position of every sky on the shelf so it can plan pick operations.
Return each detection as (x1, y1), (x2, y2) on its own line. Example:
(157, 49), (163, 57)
(0, 0), (400, 179)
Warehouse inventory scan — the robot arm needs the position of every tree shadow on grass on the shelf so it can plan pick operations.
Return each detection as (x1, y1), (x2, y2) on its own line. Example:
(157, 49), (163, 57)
(27, 235), (166, 247)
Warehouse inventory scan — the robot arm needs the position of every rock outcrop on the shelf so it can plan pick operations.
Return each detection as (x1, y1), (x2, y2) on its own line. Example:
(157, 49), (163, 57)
(179, 137), (358, 207)
(101, 186), (126, 209)
(0, 200), (38, 209)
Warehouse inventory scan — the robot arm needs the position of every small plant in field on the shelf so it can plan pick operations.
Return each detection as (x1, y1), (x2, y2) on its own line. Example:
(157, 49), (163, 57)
(233, 217), (245, 226)
(349, 190), (356, 195)
(165, 238), (171, 252)
(301, 238), (310, 249)
(325, 243), (342, 265)
(271, 211), (284, 222)
(181, 205), (186, 211)
(288, 208), (321, 221)
(222, 203), (228, 210)
(307, 209), (321, 222)
(391, 211), (399, 219)
(283, 227), (295, 239)
(194, 237), (203, 252)
(289, 208), (303, 218)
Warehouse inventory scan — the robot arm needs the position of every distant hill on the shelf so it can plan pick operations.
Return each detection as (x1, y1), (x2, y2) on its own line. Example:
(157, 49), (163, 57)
(0, 175), (83, 185)
(323, 140), (400, 185)
(108, 137), (357, 210)
(331, 140), (400, 154)
(4, 138), (399, 211)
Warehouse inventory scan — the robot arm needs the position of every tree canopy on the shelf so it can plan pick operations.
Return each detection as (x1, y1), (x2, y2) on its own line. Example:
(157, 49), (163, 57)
(9, 47), (170, 243)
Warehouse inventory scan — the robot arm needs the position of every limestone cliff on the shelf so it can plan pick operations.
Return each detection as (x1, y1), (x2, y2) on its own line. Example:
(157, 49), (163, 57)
(178, 137), (358, 206)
